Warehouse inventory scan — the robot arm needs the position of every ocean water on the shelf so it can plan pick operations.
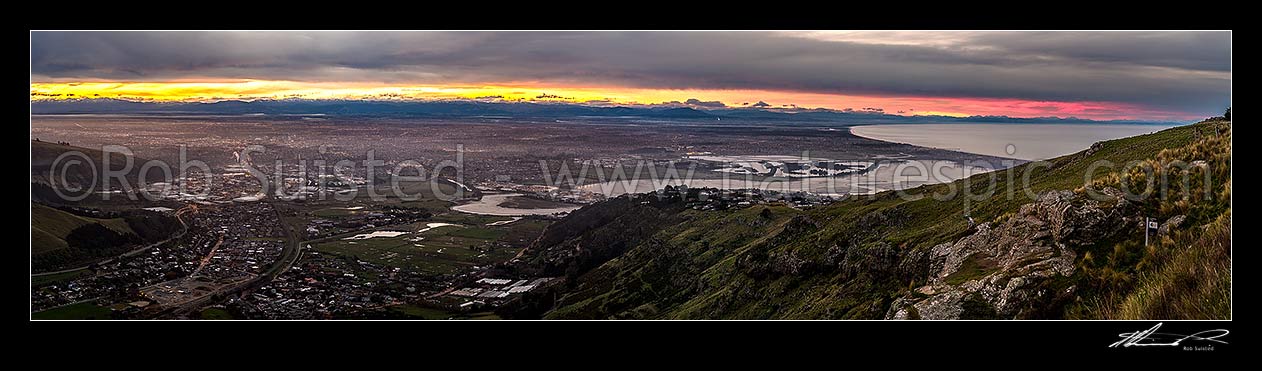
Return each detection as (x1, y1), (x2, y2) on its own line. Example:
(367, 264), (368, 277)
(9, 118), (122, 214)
(850, 123), (1179, 161)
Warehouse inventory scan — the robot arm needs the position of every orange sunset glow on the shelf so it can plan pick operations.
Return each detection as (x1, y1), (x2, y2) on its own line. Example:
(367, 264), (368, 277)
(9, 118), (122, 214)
(29, 81), (1180, 121)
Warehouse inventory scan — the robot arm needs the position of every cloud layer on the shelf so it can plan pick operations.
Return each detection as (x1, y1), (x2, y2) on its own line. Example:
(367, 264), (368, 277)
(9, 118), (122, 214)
(31, 31), (1231, 117)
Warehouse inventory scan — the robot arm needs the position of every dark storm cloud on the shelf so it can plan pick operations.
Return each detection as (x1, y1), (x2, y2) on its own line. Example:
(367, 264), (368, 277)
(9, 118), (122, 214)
(683, 98), (726, 108)
(968, 32), (1231, 72)
(30, 31), (1231, 114)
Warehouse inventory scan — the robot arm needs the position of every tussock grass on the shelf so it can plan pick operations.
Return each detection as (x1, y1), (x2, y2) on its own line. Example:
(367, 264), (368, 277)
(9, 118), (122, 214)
(1111, 211), (1231, 319)
(1072, 120), (1231, 319)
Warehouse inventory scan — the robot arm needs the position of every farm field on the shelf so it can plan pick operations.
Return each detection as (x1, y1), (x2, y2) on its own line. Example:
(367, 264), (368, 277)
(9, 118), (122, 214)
(312, 216), (548, 275)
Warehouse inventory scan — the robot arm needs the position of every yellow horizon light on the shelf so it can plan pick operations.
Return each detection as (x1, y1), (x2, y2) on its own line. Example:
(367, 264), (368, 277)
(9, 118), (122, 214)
(29, 80), (1168, 121)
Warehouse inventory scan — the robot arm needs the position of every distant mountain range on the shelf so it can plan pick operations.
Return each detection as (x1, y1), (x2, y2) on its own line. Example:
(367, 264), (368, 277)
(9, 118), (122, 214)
(30, 98), (1182, 126)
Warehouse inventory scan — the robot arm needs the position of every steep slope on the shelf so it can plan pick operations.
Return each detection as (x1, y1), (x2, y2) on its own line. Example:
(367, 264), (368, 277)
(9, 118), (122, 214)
(501, 119), (1230, 319)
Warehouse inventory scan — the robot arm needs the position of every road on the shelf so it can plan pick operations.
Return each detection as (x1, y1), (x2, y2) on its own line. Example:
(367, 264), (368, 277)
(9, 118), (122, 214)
(260, 202), (302, 281)
(161, 202), (301, 316)
(188, 233), (224, 276)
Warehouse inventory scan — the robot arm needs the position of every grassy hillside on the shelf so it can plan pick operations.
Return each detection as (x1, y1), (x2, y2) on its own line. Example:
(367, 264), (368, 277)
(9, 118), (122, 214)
(30, 203), (134, 254)
(30, 202), (182, 273)
(30, 302), (113, 320)
(505, 119), (1230, 320)
(1071, 120), (1232, 319)
(811, 122), (1199, 252)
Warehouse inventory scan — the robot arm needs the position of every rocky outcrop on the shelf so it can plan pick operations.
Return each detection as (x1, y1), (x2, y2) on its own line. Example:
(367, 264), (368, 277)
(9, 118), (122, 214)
(887, 189), (1134, 319)
(1159, 214), (1187, 237)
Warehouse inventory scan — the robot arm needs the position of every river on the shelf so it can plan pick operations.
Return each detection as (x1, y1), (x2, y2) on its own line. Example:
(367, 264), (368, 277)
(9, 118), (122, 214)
(451, 193), (582, 216)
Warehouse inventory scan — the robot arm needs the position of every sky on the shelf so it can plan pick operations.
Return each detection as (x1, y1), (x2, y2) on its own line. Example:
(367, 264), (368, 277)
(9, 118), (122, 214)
(30, 31), (1231, 121)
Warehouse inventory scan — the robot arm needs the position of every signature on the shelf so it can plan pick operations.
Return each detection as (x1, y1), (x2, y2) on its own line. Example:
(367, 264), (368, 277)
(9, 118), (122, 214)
(1110, 323), (1229, 348)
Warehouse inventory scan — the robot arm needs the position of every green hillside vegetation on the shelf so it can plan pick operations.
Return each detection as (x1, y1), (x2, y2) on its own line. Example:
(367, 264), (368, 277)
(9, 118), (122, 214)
(30, 302), (112, 320)
(505, 119), (1230, 320)
(1072, 121), (1231, 319)
(30, 203), (133, 254)
(30, 203), (183, 273)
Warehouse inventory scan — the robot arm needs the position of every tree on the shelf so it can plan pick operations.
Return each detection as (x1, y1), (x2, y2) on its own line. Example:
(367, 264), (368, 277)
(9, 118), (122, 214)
(1224, 107), (1230, 121)
(66, 223), (139, 251)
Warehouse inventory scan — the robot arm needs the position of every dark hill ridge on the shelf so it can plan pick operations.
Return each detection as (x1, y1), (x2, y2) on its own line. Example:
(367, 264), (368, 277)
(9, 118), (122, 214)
(497, 119), (1230, 319)
(29, 99), (713, 119)
(30, 140), (173, 206)
(32, 140), (151, 190)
